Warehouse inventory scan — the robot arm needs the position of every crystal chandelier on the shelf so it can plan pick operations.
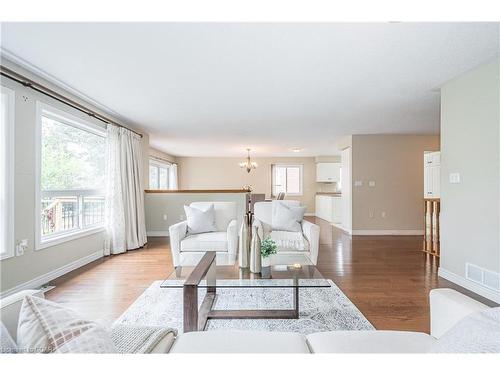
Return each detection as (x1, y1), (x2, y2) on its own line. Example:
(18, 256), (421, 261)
(239, 148), (258, 173)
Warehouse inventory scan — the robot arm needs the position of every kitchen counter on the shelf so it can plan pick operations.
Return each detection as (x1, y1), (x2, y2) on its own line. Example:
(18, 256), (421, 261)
(316, 192), (341, 196)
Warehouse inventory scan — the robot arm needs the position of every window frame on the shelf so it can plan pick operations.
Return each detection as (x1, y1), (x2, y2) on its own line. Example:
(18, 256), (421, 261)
(35, 101), (107, 251)
(1, 86), (15, 260)
(271, 164), (304, 197)
(148, 158), (171, 190)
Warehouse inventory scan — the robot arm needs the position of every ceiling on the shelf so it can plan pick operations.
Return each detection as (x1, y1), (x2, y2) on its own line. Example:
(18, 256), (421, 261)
(1, 23), (499, 157)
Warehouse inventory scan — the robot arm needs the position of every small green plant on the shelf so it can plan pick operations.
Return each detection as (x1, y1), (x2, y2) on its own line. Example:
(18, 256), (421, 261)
(261, 237), (278, 258)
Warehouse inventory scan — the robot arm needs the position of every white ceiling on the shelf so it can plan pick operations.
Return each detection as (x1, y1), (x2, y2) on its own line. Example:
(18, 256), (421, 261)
(1, 23), (499, 157)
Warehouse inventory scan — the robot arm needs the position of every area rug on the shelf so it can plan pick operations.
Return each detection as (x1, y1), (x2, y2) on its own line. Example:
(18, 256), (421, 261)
(115, 280), (374, 335)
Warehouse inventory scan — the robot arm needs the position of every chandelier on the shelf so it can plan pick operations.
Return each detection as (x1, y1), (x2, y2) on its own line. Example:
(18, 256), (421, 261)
(239, 148), (258, 173)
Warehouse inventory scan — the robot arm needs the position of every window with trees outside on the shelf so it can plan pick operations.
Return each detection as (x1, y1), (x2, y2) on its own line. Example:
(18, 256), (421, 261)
(149, 159), (170, 190)
(1, 86), (15, 260)
(37, 102), (106, 249)
(272, 164), (303, 196)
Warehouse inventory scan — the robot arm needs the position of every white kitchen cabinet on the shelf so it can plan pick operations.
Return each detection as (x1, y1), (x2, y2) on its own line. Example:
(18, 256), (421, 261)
(315, 195), (342, 223)
(424, 151), (440, 198)
(316, 163), (341, 183)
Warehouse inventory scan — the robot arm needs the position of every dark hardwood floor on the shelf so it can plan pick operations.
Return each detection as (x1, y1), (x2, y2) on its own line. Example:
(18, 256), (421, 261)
(46, 217), (495, 333)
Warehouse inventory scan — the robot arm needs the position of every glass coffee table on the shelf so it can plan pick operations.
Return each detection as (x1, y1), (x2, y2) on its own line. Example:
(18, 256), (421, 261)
(161, 252), (330, 333)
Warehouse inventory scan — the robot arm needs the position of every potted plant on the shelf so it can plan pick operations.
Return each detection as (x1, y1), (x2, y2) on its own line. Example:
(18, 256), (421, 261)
(260, 237), (277, 269)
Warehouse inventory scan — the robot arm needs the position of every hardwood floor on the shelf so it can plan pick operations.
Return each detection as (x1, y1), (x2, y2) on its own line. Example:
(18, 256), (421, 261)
(46, 217), (496, 332)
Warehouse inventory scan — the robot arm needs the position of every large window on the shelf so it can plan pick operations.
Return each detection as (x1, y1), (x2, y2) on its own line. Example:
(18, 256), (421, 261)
(1, 86), (15, 259)
(149, 159), (170, 190)
(36, 102), (106, 249)
(272, 164), (303, 196)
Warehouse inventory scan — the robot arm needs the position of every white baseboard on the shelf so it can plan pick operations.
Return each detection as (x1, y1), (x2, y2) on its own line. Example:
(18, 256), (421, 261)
(147, 231), (169, 237)
(304, 213), (315, 217)
(330, 222), (352, 235)
(0, 250), (103, 299)
(351, 229), (424, 236)
(438, 267), (500, 304)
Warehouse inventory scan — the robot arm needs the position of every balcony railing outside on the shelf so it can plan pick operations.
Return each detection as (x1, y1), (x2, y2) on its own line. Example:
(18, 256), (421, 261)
(41, 190), (105, 237)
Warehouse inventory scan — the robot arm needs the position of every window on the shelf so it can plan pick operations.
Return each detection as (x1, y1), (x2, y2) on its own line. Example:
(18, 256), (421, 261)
(1, 86), (15, 259)
(36, 102), (106, 249)
(149, 159), (170, 189)
(272, 164), (303, 196)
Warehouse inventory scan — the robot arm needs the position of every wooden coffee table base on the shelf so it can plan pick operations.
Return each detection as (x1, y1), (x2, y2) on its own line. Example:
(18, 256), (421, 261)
(182, 252), (299, 333)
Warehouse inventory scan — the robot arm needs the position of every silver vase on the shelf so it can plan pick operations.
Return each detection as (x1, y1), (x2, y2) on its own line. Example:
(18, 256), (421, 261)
(249, 232), (261, 274)
(238, 214), (250, 268)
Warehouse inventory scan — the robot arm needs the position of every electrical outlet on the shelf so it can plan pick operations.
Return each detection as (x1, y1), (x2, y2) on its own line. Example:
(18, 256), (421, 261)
(354, 180), (363, 187)
(16, 239), (28, 256)
(381, 211), (387, 219)
(369, 209), (374, 218)
(368, 181), (376, 187)
(163, 214), (168, 221)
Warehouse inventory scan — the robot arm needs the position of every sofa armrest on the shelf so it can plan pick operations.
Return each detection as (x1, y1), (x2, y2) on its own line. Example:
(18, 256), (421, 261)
(226, 219), (238, 255)
(168, 221), (188, 267)
(0, 289), (45, 339)
(302, 220), (320, 265)
(430, 288), (490, 339)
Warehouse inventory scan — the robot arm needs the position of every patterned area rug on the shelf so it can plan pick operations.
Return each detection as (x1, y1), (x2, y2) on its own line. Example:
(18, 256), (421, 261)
(115, 280), (374, 334)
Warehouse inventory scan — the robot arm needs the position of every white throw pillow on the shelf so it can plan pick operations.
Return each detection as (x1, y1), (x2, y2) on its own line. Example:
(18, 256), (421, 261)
(184, 204), (218, 234)
(1, 321), (17, 353)
(272, 201), (306, 232)
(17, 295), (117, 353)
(429, 307), (500, 353)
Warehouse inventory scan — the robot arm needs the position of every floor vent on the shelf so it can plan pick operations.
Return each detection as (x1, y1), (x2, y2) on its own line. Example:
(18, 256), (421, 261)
(466, 263), (500, 292)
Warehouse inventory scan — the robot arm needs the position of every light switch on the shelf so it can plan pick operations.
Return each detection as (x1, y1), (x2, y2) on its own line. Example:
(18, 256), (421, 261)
(368, 181), (376, 187)
(354, 180), (363, 187)
(449, 173), (460, 184)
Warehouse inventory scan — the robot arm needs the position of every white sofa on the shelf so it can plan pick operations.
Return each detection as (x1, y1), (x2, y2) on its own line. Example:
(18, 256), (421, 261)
(0, 288), (492, 353)
(253, 200), (320, 265)
(169, 202), (239, 267)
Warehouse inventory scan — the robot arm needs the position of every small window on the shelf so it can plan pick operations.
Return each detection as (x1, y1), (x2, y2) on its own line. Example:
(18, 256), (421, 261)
(1, 86), (15, 260)
(36, 102), (106, 249)
(149, 159), (170, 190)
(272, 164), (303, 196)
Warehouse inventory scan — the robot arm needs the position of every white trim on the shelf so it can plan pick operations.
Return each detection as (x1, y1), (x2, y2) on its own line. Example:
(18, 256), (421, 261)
(0, 250), (103, 299)
(0, 48), (135, 127)
(146, 231), (169, 237)
(438, 267), (500, 304)
(0, 85), (15, 260)
(351, 229), (424, 235)
(303, 213), (315, 217)
(37, 227), (106, 250)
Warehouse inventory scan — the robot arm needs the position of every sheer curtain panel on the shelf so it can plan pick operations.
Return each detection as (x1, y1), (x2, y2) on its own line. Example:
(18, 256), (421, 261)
(104, 124), (147, 255)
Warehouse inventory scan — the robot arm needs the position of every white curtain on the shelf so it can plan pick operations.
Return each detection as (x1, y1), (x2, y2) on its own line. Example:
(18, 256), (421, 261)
(169, 163), (178, 190)
(104, 124), (147, 255)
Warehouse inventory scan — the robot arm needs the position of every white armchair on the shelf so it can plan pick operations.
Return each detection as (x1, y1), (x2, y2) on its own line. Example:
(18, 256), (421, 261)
(169, 202), (239, 267)
(252, 200), (320, 265)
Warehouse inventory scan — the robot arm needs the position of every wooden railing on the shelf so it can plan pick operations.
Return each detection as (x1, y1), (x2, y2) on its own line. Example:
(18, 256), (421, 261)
(423, 198), (440, 257)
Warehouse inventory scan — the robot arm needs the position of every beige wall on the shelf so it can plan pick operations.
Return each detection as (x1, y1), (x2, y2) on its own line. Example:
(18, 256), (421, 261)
(0, 59), (149, 294)
(440, 59), (500, 299)
(177, 157), (318, 212)
(351, 134), (440, 232)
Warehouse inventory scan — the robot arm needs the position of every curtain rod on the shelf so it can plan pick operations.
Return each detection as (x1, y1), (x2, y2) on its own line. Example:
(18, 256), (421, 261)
(0, 65), (143, 138)
(150, 155), (177, 165)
